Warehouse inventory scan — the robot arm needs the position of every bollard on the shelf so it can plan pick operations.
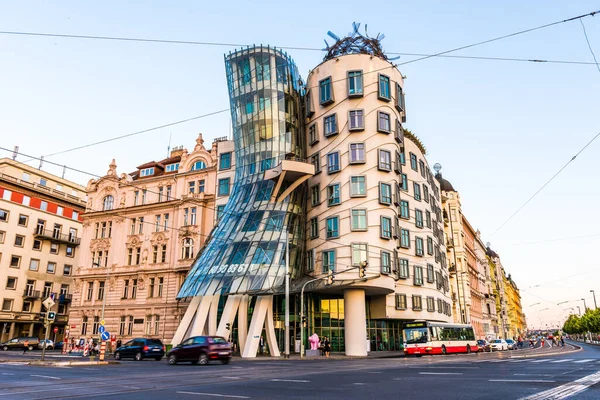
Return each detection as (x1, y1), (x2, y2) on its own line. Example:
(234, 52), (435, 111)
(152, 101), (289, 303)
(99, 340), (106, 361)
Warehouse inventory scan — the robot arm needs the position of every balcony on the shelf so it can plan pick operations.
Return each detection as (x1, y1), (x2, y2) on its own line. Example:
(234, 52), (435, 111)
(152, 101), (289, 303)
(264, 158), (315, 203)
(23, 289), (41, 300)
(58, 293), (72, 304)
(33, 228), (81, 246)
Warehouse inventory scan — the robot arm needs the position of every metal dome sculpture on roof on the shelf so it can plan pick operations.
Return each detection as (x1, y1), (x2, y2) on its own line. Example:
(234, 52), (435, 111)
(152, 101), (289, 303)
(323, 22), (400, 62)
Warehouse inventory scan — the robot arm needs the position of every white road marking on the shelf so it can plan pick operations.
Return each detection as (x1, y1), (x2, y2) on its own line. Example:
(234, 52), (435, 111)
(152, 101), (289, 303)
(222, 376), (241, 379)
(176, 392), (250, 399)
(367, 371), (382, 374)
(270, 379), (310, 383)
(231, 366), (243, 369)
(490, 379), (555, 383)
(509, 359), (529, 363)
(550, 359), (573, 363)
(573, 359), (594, 363)
(529, 359), (551, 363)
(30, 374), (60, 380)
(519, 371), (600, 400)
(419, 372), (463, 375)
(1, 373), (14, 375)
(353, 383), (366, 385)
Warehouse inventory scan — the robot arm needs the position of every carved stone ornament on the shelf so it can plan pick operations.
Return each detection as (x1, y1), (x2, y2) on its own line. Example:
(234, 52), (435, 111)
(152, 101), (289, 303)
(107, 159), (117, 176)
(137, 275), (146, 289)
(194, 133), (205, 151)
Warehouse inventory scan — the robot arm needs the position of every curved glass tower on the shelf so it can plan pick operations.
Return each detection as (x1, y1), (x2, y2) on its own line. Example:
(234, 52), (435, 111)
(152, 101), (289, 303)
(178, 46), (306, 298)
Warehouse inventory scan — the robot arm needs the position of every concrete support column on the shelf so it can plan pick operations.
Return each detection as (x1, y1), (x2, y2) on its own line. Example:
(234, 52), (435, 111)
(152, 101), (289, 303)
(8, 322), (15, 339)
(344, 289), (367, 357)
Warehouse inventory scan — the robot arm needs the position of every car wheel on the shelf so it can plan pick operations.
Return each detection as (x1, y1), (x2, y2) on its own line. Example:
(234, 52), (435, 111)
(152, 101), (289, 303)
(2, 346), (8, 351)
(466, 345), (471, 354)
(221, 358), (230, 365)
(168, 355), (177, 365)
(114, 352), (121, 360)
(198, 353), (209, 365)
(135, 352), (143, 361)
(441, 345), (447, 355)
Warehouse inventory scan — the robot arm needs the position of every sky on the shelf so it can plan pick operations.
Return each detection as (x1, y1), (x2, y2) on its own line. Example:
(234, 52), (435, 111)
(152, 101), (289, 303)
(1, 1), (599, 330)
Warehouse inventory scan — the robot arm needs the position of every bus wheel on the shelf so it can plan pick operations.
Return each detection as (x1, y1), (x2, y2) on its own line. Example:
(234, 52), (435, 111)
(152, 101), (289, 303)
(466, 345), (471, 354)
(441, 345), (447, 355)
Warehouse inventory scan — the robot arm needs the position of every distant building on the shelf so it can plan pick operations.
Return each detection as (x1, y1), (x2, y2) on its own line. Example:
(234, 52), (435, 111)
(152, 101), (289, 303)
(67, 135), (233, 344)
(0, 158), (86, 343)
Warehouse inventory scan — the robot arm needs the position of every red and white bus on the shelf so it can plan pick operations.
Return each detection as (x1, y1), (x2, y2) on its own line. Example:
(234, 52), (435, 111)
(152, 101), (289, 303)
(403, 321), (477, 356)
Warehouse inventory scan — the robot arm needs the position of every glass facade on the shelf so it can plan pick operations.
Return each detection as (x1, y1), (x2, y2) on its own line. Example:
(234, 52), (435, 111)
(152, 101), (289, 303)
(178, 46), (306, 298)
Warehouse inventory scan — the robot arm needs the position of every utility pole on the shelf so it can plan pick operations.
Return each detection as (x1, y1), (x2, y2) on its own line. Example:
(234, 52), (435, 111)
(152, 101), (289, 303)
(591, 290), (597, 309)
(284, 227), (290, 359)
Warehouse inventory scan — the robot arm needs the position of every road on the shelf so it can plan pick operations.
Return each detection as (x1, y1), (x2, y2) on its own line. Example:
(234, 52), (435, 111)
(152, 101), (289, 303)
(0, 341), (598, 399)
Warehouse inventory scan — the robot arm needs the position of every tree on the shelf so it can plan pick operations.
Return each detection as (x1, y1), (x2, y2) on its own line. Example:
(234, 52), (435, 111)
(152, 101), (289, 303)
(562, 314), (581, 334)
(580, 309), (600, 334)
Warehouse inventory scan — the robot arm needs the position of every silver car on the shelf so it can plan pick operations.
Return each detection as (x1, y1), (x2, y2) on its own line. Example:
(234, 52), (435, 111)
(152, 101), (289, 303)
(38, 339), (54, 350)
(490, 339), (508, 351)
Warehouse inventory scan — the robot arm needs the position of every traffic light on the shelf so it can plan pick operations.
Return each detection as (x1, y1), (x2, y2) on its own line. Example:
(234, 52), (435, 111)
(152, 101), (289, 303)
(225, 323), (231, 330)
(46, 311), (56, 322)
(359, 261), (368, 278)
(326, 270), (334, 285)
(301, 315), (307, 325)
(39, 312), (46, 322)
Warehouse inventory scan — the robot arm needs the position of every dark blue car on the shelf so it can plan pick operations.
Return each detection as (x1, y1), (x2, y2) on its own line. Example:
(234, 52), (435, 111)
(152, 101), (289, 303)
(114, 338), (165, 361)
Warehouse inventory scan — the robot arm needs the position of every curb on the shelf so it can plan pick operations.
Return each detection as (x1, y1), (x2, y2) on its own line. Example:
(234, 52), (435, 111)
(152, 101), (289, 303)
(0, 360), (120, 366)
(509, 344), (581, 359)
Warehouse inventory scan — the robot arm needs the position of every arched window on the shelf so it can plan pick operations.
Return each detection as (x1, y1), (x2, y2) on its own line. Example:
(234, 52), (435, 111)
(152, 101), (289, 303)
(102, 195), (114, 211)
(191, 160), (207, 171)
(182, 238), (194, 259)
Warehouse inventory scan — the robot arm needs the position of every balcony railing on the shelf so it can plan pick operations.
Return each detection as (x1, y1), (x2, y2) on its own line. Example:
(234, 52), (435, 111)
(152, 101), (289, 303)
(33, 228), (81, 246)
(58, 293), (72, 304)
(23, 289), (41, 299)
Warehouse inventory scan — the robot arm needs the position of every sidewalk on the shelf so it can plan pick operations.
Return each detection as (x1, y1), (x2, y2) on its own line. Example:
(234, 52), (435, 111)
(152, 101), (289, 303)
(232, 350), (406, 361)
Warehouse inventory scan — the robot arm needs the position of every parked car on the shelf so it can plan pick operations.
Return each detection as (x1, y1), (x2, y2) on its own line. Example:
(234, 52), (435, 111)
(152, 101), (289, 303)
(490, 339), (508, 351)
(55, 341), (64, 350)
(505, 339), (517, 350)
(167, 336), (232, 365)
(1, 337), (40, 351)
(114, 338), (165, 361)
(38, 339), (55, 350)
(477, 339), (491, 352)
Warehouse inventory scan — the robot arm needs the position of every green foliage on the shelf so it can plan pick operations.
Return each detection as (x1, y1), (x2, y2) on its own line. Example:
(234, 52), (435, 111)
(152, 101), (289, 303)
(562, 314), (582, 334)
(563, 309), (600, 334)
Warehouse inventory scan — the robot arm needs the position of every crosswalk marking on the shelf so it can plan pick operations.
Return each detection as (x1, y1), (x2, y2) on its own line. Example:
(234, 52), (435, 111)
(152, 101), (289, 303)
(508, 359), (529, 363)
(530, 359), (551, 363)
(550, 359), (573, 363)
(573, 359), (594, 363)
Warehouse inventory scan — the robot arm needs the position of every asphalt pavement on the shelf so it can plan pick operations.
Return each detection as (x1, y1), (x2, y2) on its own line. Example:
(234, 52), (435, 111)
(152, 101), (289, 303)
(0, 341), (598, 399)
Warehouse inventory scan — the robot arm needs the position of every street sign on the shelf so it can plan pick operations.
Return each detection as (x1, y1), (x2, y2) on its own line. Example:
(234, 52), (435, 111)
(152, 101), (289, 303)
(98, 325), (106, 334)
(101, 331), (110, 341)
(53, 327), (58, 333)
(100, 319), (105, 326)
(42, 297), (55, 310)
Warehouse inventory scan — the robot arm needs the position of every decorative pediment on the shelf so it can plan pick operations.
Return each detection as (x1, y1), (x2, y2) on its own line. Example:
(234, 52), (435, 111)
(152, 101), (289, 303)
(90, 238), (111, 251)
(151, 232), (168, 244)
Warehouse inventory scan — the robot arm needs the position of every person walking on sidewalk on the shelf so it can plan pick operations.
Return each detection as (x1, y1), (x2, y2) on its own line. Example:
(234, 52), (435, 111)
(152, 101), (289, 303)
(324, 337), (331, 358)
(22, 339), (29, 354)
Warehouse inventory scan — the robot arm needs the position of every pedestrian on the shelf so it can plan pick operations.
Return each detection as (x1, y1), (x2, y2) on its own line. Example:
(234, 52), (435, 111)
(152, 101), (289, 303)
(116, 339), (122, 349)
(324, 336), (331, 358)
(259, 336), (265, 355)
(560, 336), (565, 347)
(23, 339), (29, 354)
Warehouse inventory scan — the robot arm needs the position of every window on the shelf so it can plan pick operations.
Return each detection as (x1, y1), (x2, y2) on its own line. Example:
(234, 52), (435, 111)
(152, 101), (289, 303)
(395, 119), (405, 144)
(427, 237), (434, 255)
(218, 178), (230, 196)
(188, 181), (196, 194)
(426, 210), (432, 228)
(119, 316), (126, 335)
(319, 76), (333, 105)
(0, 231), (4, 243)
(56, 206), (64, 216)
(49, 243), (58, 254)
(29, 259), (39, 271)
(415, 237), (424, 256)
(326, 216), (339, 239)
(256, 54), (270, 81)
(380, 216), (392, 239)
(327, 152), (340, 174)
(182, 238), (194, 259)
(327, 184), (341, 206)
(216, 205), (226, 221)
(378, 74), (391, 100)
(412, 295), (423, 311)
(165, 163), (179, 172)
(86, 282), (93, 301)
(308, 123), (319, 145)
(377, 111), (391, 133)
(379, 183), (392, 205)
(427, 297), (435, 312)
(309, 217), (319, 239)
(380, 251), (392, 274)
(47, 262), (56, 274)
(350, 176), (366, 197)
(2, 190), (11, 201)
(0, 209), (7, 222)
(142, 189), (147, 204)
(191, 160), (207, 171)
(395, 294), (407, 310)
(148, 278), (155, 298)
(400, 200), (409, 219)
(351, 209), (367, 231)
(97, 281), (105, 300)
(378, 149), (392, 171)
(157, 277), (164, 297)
(419, 160), (426, 178)
(243, 211), (264, 232)
(198, 180), (205, 193)
(348, 110), (364, 131)
(133, 191), (139, 205)
(349, 143), (365, 163)
(310, 185), (320, 206)
(400, 228), (410, 248)
(396, 83), (405, 111)
(1, 299), (12, 312)
(17, 214), (28, 227)
(324, 114), (338, 137)
(322, 250), (335, 273)
(72, 211), (79, 220)
(427, 264), (435, 283)
(22, 172), (30, 181)
(347, 70), (363, 96)
(14, 235), (24, 247)
(413, 183), (421, 201)
(410, 153), (418, 171)
(400, 173), (408, 191)
(220, 152), (232, 170)
(10, 256), (20, 268)
(310, 152), (321, 174)
(413, 265), (424, 286)
(415, 209), (423, 228)
(63, 265), (72, 276)
(43, 282), (52, 298)
(423, 185), (429, 203)
(103, 195), (114, 211)
(399, 258), (409, 279)
(40, 201), (48, 211)
(140, 167), (155, 177)
(351, 243), (368, 266)
(260, 158), (274, 171)
(306, 249), (315, 272)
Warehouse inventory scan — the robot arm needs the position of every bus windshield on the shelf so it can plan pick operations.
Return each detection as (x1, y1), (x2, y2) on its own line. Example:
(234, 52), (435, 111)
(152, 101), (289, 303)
(404, 327), (430, 344)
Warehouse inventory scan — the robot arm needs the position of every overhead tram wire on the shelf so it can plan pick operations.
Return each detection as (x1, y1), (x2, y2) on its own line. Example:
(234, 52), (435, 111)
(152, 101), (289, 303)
(579, 19), (600, 73)
(491, 131), (600, 236)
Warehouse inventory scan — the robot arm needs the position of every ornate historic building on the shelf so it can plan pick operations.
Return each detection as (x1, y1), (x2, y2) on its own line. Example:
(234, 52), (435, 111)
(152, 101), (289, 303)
(0, 158), (86, 343)
(67, 135), (233, 344)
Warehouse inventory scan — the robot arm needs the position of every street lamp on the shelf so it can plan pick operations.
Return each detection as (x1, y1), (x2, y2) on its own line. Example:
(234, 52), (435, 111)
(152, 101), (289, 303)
(581, 298), (588, 312)
(591, 290), (598, 309)
(577, 306), (581, 315)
